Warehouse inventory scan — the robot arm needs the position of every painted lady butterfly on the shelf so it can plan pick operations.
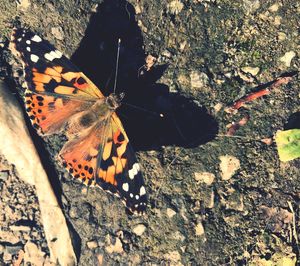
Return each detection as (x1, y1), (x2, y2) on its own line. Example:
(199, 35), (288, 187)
(10, 28), (147, 214)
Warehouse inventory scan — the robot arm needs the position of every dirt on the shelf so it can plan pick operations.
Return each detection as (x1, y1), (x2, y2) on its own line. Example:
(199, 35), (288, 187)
(0, 0), (300, 265)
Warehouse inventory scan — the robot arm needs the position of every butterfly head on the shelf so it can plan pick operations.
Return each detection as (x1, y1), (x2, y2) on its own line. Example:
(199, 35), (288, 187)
(106, 93), (125, 110)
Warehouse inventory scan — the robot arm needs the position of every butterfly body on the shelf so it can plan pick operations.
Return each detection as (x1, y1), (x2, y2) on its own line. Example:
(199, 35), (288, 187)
(10, 28), (147, 214)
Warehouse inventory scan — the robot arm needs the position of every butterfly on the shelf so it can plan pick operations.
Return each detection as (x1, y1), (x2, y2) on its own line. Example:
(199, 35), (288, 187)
(9, 28), (147, 214)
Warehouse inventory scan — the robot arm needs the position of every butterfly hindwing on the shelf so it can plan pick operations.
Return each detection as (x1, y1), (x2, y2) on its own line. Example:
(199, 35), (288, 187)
(96, 114), (147, 213)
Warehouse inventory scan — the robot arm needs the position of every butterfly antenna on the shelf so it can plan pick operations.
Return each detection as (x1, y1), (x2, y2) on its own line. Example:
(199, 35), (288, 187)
(123, 102), (164, 118)
(113, 38), (121, 94)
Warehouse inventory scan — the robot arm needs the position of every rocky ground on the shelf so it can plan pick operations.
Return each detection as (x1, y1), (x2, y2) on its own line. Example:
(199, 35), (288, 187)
(0, 0), (299, 265)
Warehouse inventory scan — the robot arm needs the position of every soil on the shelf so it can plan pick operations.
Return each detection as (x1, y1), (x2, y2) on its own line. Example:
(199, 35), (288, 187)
(0, 0), (299, 265)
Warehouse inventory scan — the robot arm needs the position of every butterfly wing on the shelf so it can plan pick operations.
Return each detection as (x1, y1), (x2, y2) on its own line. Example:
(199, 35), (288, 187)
(10, 28), (103, 135)
(60, 113), (147, 214)
(10, 28), (103, 99)
(97, 113), (147, 214)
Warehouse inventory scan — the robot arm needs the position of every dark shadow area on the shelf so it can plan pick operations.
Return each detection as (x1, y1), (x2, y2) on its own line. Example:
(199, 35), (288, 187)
(284, 112), (300, 130)
(71, 0), (218, 150)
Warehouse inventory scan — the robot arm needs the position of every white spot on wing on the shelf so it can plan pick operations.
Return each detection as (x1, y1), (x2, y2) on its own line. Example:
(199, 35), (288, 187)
(55, 50), (63, 58)
(26, 40), (31, 44)
(44, 50), (63, 61)
(130, 193), (133, 198)
(122, 183), (129, 192)
(26, 47), (31, 52)
(17, 38), (21, 42)
(128, 163), (140, 179)
(31, 35), (42, 42)
(135, 195), (139, 200)
(30, 54), (39, 62)
(140, 186), (146, 196)
(44, 52), (54, 61)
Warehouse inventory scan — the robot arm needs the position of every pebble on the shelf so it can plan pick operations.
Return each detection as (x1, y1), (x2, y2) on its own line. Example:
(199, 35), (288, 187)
(194, 172), (215, 185)
(167, 0), (184, 15)
(105, 236), (123, 254)
(68, 207), (78, 219)
(219, 155), (240, 181)
(243, 0), (260, 13)
(9, 225), (31, 231)
(269, 3), (279, 12)
(24, 241), (45, 265)
(195, 222), (205, 236)
(51, 27), (64, 41)
(0, 171), (8, 181)
(279, 51), (296, 67)
(172, 231), (185, 241)
(166, 208), (177, 218)
(241, 66), (260, 76)
(3, 252), (12, 261)
(87, 240), (98, 249)
(164, 251), (182, 265)
(274, 16), (281, 26)
(161, 50), (172, 58)
(190, 71), (209, 89)
(17, 0), (30, 11)
(179, 40), (187, 51)
(278, 32), (286, 41)
(213, 103), (223, 113)
(132, 224), (146, 236)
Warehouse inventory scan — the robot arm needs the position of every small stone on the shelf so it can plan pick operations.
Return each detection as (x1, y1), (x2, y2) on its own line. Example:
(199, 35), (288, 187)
(243, 0), (260, 13)
(213, 103), (223, 113)
(167, 0), (184, 15)
(166, 208), (177, 218)
(237, 70), (254, 82)
(164, 251), (182, 265)
(179, 40), (187, 51)
(51, 27), (64, 41)
(195, 222), (205, 236)
(132, 224), (146, 236)
(9, 225), (31, 231)
(17, 0), (30, 11)
(194, 172), (215, 185)
(269, 3), (279, 12)
(162, 50), (172, 58)
(278, 32), (286, 41)
(134, 4), (142, 14)
(279, 51), (296, 67)
(24, 241), (45, 265)
(0, 231), (20, 244)
(172, 231), (185, 241)
(105, 237), (123, 254)
(190, 71), (209, 89)
(0, 171), (9, 180)
(68, 207), (78, 219)
(87, 240), (98, 249)
(3, 252), (12, 261)
(241, 66), (260, 76)
(274, 16), (281, 26)
(219, 155), (240, 181)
